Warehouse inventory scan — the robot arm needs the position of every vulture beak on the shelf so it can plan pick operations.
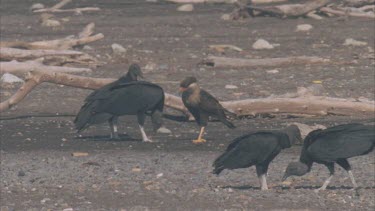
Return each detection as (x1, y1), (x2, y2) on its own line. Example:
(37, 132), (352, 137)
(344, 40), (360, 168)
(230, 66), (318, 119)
(179, 87), (187, 93)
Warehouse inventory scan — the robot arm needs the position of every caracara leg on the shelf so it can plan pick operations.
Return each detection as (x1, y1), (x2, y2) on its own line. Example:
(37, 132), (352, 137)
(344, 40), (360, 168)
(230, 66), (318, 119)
(315, 163), (334, 193)
(193, 127), (206, 144)
(109, 116), (119, 139)
(137, 112), (152, 142)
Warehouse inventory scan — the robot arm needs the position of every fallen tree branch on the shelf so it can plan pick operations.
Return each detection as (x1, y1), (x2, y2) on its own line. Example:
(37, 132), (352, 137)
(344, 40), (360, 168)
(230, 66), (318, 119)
(320, 7), (375, 18)
(0, 47), (84, 61)
(1, 71), (374, 118)
(204, 56), (330, 68)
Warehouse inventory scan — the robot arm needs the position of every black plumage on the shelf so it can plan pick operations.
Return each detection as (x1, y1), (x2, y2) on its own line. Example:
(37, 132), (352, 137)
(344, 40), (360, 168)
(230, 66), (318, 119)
(179, 76), (235, 144)
(74, 64), (168, 141)
(283, 123), (375, 192)
(213, 125), (302, 190)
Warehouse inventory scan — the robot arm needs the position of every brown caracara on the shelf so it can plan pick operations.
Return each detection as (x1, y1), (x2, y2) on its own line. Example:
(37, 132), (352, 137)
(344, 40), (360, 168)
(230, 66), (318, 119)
(179, 76), (235, 144)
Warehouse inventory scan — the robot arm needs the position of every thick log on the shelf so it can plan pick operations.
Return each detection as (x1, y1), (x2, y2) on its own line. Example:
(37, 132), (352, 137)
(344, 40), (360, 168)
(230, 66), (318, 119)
(205, 56), (330, 68)
(0, 47), (83, 61)
(1, 71), (374, 117)
(320, 7), (375, 18)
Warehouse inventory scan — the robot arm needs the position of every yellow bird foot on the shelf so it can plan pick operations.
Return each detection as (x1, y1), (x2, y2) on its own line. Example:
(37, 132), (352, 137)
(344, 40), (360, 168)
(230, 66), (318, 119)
(192, 139), (207, 144)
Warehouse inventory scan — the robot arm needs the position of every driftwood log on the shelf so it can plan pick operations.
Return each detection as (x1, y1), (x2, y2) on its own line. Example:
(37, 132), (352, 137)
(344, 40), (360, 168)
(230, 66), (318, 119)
(1, 71), (373, 118)
(0, 23), (103, 50)
(0, 60), (92, 77)
(0, 47), (84, 61)
(204, 56), (330, 68)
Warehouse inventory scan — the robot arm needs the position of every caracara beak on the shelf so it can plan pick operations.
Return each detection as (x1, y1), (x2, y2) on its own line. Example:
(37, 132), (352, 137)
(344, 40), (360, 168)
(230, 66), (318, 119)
(179, 87), (187, 93)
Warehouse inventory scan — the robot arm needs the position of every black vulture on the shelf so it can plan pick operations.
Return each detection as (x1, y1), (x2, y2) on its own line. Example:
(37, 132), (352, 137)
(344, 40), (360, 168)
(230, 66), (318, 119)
(74, 64), (170, 141)
(282, 123), (375, 192)
(213, 125), (302, 190)
(179, 76), (235, 144)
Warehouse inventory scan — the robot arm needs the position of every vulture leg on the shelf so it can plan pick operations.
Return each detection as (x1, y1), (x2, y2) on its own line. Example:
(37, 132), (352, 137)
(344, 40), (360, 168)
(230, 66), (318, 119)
(137, 112), (152, 142)
(315, 163), (334, 193)
(109, 116), (119, 139)
(256, 164), (269, 190)
(336, 159), (359, 195)
(193, 127), (207, 144)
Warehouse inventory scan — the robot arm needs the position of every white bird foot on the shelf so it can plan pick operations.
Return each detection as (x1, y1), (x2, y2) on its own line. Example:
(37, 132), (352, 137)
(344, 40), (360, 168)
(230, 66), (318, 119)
(143, 138), (153, 143)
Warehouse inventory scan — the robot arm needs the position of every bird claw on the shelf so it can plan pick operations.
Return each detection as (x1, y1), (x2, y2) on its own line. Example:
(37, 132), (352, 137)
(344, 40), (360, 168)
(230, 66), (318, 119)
(192, 139), (206, 144)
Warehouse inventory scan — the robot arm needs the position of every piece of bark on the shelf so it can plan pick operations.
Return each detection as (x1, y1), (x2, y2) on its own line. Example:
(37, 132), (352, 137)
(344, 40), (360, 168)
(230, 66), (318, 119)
(320, 7), (375, 18)
(0, 47), (83, 61)
(248, 0), (330, 18)
(204, 56), (330, 68)
(1, 71), (373, 118)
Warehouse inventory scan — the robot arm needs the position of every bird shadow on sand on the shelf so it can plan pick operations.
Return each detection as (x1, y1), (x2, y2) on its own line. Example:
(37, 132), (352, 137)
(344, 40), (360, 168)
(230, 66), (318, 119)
(74, 134), (140, 142)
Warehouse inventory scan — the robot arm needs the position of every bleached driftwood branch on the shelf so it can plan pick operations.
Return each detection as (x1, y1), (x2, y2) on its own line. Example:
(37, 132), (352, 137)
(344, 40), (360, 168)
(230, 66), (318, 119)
(0, 60), (92, 76)
(0, 23), (103, 50)
(0, 47), (84, 61)
(1, 71), (373, 118)
(204, 56), (330, 68)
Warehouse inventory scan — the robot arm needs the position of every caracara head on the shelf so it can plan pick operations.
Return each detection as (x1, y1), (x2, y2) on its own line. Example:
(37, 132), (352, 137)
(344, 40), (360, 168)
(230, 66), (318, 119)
(179, 76), (198, 92)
